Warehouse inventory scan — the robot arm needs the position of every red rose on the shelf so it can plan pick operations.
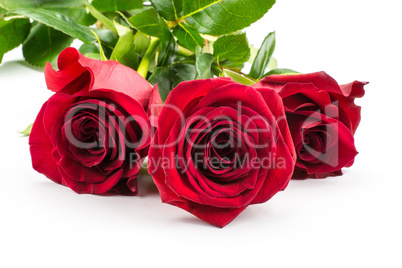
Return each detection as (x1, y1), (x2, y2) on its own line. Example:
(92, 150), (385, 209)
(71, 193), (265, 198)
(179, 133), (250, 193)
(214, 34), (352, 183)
(254, 72), (367, 179)
(29, 48), (158, 195)
(148, 78), (296, 227)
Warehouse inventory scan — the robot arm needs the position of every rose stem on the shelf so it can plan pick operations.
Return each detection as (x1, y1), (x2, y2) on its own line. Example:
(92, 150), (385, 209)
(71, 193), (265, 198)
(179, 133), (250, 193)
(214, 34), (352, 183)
(137, 37), (160, 78)
(177, 45), (193, 57)
(204, 39), (210, 53)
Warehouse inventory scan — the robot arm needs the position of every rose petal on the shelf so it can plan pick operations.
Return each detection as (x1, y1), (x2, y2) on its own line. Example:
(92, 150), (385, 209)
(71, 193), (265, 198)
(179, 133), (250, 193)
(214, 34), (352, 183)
(256, 72), (342, 94)
(45, 47), (153, 108)
(291, 111), (358, 175)
(334, 81), (367, 134)
(29, 102), (63, 184)
(157, 78), (235, 145)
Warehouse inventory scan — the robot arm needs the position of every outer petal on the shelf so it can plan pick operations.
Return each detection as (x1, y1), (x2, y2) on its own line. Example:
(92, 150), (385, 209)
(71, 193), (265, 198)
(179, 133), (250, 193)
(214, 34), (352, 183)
(255, 87), (296, 162)
(257, 73), (367, 135)
(107, 177), (138, 196)
(43, 93), (75, 137)
(170, 200), (247, 228)
(250, 133), (295, 203)
(256, 72), (343, 95)
(254, 77), (336, 115)
(29, 102), (62, 184)
(147, 84), (163, 128)
(334, 81), (367, 134)
(148, 137), (246, 228)
(44, 48), (89, 94)
(45, 47), (153, 108)
(59, 165), (124, 195)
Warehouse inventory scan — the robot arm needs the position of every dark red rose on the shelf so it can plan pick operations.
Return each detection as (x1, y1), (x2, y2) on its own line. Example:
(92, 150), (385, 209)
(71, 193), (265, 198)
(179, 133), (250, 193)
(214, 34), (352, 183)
(29, 48), (158, 195)
(254, 72), (367, 179)
(148, 78), (296, 227)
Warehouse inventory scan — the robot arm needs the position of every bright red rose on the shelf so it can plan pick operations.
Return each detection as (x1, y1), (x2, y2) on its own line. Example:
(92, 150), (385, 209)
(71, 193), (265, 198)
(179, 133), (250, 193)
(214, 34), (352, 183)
(148, 78), (296, 227)
(254, 72), (367, 179)
(29, 48), (158, 195)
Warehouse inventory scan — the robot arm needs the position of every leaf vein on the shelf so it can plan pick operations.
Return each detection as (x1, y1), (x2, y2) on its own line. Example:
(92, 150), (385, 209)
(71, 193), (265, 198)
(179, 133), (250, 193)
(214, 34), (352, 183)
(180, 0), (222, 20)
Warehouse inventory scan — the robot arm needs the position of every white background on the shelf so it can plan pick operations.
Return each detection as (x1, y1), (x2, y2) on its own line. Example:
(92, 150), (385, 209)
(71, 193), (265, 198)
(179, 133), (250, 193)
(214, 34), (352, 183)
(1, 0), (401, 267)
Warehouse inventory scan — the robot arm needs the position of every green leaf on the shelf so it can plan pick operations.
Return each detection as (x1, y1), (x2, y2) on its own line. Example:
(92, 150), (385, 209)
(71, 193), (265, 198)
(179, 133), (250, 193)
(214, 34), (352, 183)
(10, 8), (97, 43)
(0, 18), (30, 63)
(247, 45), (258, 64)
(249, 31), (276, 79)
(92, 28), (118, 48)
(194, 45), (202, 58)
(149, 67), (172, 101)
(22, 23), (74, 67)
(18, 123), (33, 136)
(133, 31), (150, 57)
(128, 6), (153, 16)
(79, 43), (100, 59)
(157, 16), (177, 66)
(223, 69), (255, 86)
(262, 68), (299, 77)
(0, 0), (95, 26)
(173, 23), (204, 52)
(110, 30), (139, 69)
(182, 0), (275, 35)
(0, 0), (88, 9)
(92, 0), (142, 12)
(196, 53), (215, 79)
(213, 32), (250, 64)
(171, 62), (197, 83)
(128, 8), (160, 37)
(90, 29), (108, 60)
(149, 0), (182, 21)
(82, 28), (116, 59)
(149, 63), (197, 101)
(55, 8), (95, 26)
(86, 4), (117, 34)
(267, 57), (277, 70)
(114, 20), (131, 36)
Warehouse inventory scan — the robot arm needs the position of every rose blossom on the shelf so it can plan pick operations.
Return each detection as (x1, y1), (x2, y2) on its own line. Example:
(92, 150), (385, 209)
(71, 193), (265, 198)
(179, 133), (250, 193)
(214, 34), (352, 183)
(254, 72), (367, 179)
(148, 78), (296, 227)
(29, 48), (159, 195)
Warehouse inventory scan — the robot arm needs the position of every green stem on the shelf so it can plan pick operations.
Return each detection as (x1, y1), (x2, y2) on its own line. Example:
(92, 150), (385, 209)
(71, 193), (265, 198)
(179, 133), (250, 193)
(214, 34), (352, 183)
(137, 38), (160, 79)
(90, 29), (108, 61)
(86, 4), (117, 35)
(177, 45), (194, 57)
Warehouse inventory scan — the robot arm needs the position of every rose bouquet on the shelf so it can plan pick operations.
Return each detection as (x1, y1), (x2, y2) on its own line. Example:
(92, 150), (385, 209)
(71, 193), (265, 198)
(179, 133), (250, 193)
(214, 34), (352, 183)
(1, 0), (366, 227)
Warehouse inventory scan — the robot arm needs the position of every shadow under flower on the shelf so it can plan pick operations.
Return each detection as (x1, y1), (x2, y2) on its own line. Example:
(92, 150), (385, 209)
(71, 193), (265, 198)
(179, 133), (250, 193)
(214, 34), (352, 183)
(137, 173), (160, 197)
(0, 60), (43, 76)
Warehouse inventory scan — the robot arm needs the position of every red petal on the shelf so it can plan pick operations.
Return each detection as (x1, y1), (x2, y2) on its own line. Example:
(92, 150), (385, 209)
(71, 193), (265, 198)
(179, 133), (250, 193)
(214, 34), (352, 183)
(157, 78), (234, 144)
(147, 84), (163, 128)
(335, 81), (367, 134)
(45, 47), (153, 108)
(29, 102), (62, 184)
(148, 142), (247, 228)
(256, 72), (342, 94)
(44, 47), (89, 93)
